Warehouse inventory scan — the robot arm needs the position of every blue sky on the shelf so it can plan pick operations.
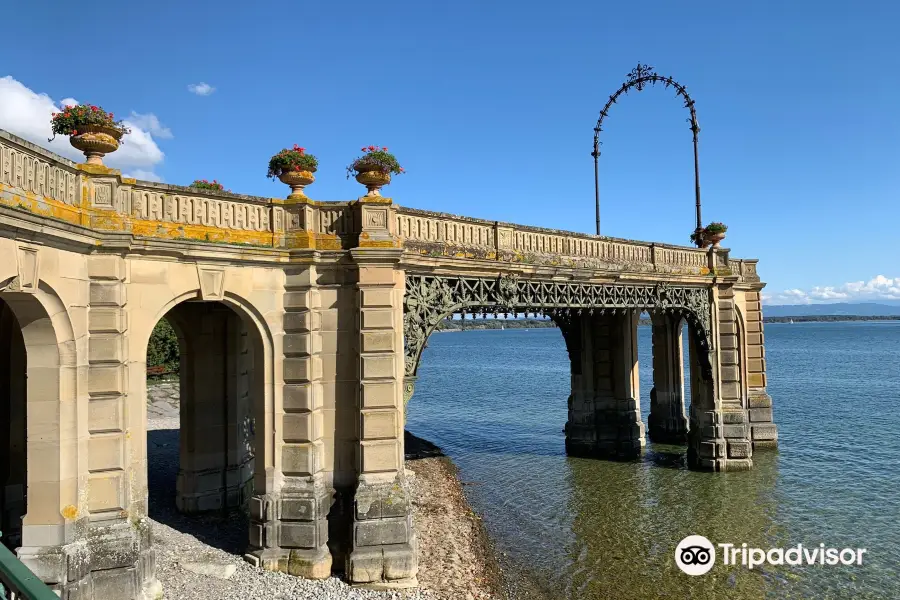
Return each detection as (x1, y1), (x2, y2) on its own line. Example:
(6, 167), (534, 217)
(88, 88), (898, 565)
(3, 0), (899, 304)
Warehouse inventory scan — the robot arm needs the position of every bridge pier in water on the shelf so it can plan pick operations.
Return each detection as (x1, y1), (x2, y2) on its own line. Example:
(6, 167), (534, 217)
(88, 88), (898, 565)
(564, 310), (646, 459)
(0, 129), (777, 597)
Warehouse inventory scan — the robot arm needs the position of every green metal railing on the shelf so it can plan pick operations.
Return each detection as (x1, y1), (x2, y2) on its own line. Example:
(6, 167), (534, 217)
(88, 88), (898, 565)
(0, 532), (57, 600)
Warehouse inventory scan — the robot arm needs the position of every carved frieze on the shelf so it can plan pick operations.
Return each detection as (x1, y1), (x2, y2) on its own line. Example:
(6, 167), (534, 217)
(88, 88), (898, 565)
(0, 138), (79, 204)
(131, 190), (271, 232)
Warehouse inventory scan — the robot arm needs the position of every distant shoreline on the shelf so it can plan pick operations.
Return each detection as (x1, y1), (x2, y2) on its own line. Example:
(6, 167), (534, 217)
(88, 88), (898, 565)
(763, 315), (900, 323)
(433, 314), (900, 332)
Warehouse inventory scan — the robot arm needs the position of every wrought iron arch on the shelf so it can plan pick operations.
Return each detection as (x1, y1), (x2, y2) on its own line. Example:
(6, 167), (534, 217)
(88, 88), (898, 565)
(592, 63), (703, 244)
(403, 274), (714, 383)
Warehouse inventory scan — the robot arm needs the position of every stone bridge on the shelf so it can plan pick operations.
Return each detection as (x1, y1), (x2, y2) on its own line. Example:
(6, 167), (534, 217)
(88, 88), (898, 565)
(0, 129), (776, 598)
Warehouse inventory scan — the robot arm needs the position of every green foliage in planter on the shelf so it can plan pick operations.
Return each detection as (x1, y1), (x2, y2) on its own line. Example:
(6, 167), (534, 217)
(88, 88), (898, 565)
(147, 318), (179, 373)
(705, 222), (728, 234)
(50, 104), (130, 139)
(347, 145), (405, 177)
(189, 179), (226, 192)
(268, 145), (318, 178)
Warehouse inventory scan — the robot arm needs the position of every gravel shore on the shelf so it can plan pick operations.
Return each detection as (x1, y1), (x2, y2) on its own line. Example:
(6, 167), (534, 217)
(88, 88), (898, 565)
(146, 382), (503, 600)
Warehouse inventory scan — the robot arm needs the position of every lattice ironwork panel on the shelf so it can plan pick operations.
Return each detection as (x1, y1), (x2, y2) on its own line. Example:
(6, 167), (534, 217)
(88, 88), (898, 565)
(403, 274), (712, 377)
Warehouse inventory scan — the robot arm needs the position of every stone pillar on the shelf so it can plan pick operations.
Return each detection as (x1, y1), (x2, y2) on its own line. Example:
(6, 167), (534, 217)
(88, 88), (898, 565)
(245, 265), (333, 579)
(78, 255), (160, 599)
(169, 304), (254, 514)
(346, 197), (417, 588)
(743, 289), (778, 448)
(715, 284), (755, 466)
(563, 313), (595, 455)
(565, 311), (645, 458)
(685, 322), (731, 471)
(647, 313), (688, 444)
(680, 284), (753, 472)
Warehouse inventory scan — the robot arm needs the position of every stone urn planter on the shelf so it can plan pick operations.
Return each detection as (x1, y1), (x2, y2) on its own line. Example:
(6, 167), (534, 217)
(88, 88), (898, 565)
(347, 147), (404, 197)
(69, 124), (123, 166)
(279, 168), (316, 199)
(354, 167), (391, 197)
(268, 145), (318, 200)
(707, 232), (726, 248)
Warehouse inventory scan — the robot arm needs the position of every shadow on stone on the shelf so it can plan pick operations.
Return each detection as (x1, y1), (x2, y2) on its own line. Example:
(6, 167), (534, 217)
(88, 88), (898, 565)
(148, 428), (250, 556)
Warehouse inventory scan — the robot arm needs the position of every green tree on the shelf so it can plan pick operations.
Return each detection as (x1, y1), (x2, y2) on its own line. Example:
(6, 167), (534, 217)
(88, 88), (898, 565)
(146, 318), (179, 373)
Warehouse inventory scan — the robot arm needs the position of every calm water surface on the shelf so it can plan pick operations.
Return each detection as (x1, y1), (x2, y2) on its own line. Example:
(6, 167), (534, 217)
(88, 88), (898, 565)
(406, 322), (900, 599)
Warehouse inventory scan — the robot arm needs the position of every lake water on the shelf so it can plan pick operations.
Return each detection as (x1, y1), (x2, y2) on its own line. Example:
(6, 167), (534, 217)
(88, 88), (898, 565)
(406, 322), (900, 599)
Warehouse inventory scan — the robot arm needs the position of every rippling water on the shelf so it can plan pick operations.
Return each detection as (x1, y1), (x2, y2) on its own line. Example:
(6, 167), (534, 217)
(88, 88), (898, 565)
(406, 322), (900, 599)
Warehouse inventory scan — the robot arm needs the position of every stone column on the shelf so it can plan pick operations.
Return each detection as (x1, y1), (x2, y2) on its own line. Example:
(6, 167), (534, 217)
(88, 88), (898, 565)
(565, 310), (645, 458)
(685, 323), (730, 471)
(596, 310), (645, 457)
(346, 197), (417, 587)
(245, 265), (334, 579)
(715, 284), (755, 466)
(743, 288), (778, 448)
(563, 313), (595, 455)
(647, 313), (688, 444)
(80, 255), (159, 599)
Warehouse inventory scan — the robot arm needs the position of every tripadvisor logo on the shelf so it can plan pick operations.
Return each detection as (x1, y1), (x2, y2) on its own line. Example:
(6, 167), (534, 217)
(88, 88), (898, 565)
(675, 535), (716, 575)
(674, 535), (867, 576)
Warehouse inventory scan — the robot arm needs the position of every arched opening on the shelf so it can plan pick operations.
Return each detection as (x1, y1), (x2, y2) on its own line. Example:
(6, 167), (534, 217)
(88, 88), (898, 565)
(0, 283), (79, 566)
(0, 296), (27, 550)
(144, 299), (264, 553)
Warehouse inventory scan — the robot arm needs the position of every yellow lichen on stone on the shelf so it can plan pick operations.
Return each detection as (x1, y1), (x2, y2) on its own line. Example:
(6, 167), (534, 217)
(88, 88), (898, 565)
(129, 219), (273, 246)
(76, 163), (121, 176)
(358, 239), (399, 248)
(315, 236), (343, 250)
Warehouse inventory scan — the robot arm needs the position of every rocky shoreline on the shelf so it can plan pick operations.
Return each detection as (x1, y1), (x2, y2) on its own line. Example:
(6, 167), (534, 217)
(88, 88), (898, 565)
(145, 381), (507, 600)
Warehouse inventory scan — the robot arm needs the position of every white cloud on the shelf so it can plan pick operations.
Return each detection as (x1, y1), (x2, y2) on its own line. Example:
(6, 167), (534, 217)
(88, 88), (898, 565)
(122, 169), (162, 182)
(126, 112), (172, 139)
(763, 275), (900, 305)
(0, 76), (167, 181)
(187, 82), (215, 96)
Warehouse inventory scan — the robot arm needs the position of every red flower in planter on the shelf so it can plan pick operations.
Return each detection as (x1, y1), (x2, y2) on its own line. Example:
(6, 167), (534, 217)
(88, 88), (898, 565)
(267, 145), (318, 179)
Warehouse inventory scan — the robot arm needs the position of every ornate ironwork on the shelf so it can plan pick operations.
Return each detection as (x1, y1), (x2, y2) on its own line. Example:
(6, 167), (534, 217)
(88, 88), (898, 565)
(403, 273), (713, 378)
(592, 63), (703, 244)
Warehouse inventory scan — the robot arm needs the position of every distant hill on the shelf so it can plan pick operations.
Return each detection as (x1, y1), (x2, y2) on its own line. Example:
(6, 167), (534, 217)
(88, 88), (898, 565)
(764, 302), (900, 317)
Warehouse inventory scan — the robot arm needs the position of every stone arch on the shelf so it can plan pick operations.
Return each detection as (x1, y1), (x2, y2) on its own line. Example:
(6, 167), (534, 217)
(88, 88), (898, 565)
(135, 286), (278, 512)
(0, 279), (84, 554)
(134, 286), (277, 487)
